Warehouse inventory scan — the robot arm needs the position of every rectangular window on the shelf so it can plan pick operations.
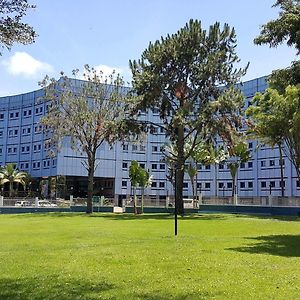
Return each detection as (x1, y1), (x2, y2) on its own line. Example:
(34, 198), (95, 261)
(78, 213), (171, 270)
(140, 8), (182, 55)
(240, 182), (245, 188)
(132, 145), (138, 151)
(152, 164), (157, 170)
(15, 112), (19, 118)
(261, 181), (267, 188)
(13, 147), (17, 153)
(28, 110), (32, 116)
(160, 164), (165, 170)
(139, 145), (145, 152)
(205, 182), (210, 189)
(0, 113), (4, 119)
(227, 182), (232, 189)
(205, 165), (211, 170)
(183, 182), (188, 188)
(159, 182), (165, 188)
(14, 129), (18, 135)
(197, 183), (202, 189)
(218, 182), (224, 189)
(279, 181), (285, 188)
(248, 182), (253, 188)
(270, 181), (275, 188)
(152, 146), (158, 152)
(122, 181), (127, 187)
(219, 164), (224, 169)
(27, 128), (31, 134)
(297, 180), (300, 188)
(122, 144), (128, 151)
(240, 163), (245, 169)
(270, 160), (275, 166)
(140, 163), (145, 169)
(261, 161), (266, 167)
(0, 131), (3, 137)
(122, 162), (128, 169)
(23, 110), (27, 116)
(248, 162), (253, 168)
(151, 182), (157, 188)
(10, 112), (13, 118)
(248, 142), (253, 149)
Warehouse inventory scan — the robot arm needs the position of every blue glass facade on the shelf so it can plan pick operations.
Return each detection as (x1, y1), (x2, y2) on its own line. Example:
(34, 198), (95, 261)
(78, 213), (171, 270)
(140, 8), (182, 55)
(0, 76), (299, 198)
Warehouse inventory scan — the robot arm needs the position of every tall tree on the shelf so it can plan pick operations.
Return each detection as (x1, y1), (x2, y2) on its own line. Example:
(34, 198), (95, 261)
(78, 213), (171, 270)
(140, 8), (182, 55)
(0, 163), (28, 197)
(247, 86), (300, 186)
(138, 167), (152, 213)
(0, 0), (37, 54)
(254, 0), (300, 54)
(129, 19), (246, 214)
(40, 65), (135, 214)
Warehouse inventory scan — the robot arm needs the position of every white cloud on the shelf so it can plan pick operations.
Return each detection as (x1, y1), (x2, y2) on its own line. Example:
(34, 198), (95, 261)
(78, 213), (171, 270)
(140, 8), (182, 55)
(2, 52), (54, 78)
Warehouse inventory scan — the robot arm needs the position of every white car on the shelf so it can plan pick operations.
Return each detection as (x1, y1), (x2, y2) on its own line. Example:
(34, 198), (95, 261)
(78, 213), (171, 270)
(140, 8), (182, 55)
(38, 200), (57, 207)
(15, 200), (31, 207)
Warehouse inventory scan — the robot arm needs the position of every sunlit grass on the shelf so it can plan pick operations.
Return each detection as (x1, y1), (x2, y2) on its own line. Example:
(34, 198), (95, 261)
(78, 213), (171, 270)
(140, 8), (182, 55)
(0, 213), (300, 299)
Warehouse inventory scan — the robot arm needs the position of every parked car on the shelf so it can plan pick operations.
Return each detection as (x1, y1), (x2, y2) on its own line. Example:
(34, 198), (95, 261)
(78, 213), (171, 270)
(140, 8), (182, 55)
(38, 200), (57, 207)
(15, 200), (31, 207)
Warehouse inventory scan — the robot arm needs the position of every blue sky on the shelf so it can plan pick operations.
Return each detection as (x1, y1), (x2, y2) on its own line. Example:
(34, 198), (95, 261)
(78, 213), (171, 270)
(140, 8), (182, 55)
(0, 0), (297, 96)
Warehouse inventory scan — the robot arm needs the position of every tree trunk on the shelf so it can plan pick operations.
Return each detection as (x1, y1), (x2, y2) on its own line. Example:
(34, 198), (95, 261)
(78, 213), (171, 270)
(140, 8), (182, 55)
(231, 175), (235, 197)
(86, 156), (95, 214)
(133, 187), (137, 214)
(278, 143), (285, 197)
(214, 163), (218, 198)
(9, 180), (13, 198)
(176, 124), (185, 215)
(141, 187), (144, 214)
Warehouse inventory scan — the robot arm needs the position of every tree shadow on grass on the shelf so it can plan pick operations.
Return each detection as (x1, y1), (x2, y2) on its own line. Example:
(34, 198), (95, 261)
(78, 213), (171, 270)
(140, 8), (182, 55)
(8, 212), (229, 222)
(227, 235), (300, 257)
(0, 276), (114, 300)
(232, 214), (300, 222)
(135, 290), (223, 300)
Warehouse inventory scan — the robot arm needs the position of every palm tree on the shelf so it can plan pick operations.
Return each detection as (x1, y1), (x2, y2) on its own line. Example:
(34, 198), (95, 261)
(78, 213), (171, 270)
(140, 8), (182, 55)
(0, 163), (28, 197)
(227, 142), (251, 199)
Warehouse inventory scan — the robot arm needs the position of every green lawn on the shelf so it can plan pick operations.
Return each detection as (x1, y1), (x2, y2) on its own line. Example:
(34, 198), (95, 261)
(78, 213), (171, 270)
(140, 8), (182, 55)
(0, 213), (300, 299)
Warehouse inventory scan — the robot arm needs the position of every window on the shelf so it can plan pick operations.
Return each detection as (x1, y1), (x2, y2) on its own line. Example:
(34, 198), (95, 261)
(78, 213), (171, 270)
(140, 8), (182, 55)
(140, 163), (145, 169)
(10, 112), (13, 118)
(270, 181), (275, 188)
(14, 129), (18, 135)
(122, 144), (128, 151)
(15, 112), (19, 118)
(0, 131), (3, 137)
(205, 165), (210, 170)
(151, 182), (157, 188)
(13, 147), (17, 153)
(205, 182), (211, 189)
(122, 181), (127, 187)
(279, 181), (285, 188)
(151, 127), (158, 134)
(23, 110), (27, 117)
(219, 164), (224, 169)
(132, 145), (138, 151)
(25, 163), (29, 168)
(248, 162), (253, 168)
(183, 182), (188, 188)
(159, 182), (165, 188)
(227, 182), (232, 189)
(240, 162), (245, 169)
(261, 181), (267, 188)
(28, 110), (32, 116)
(269, 160), (275, 166)
(197, 164), (202, 170)
(160, 164), (165, 170)
(197, 183), (202, 189)
(152, 164), (157, 170)
(297, 180), (300, 188)
(152, 108), (159, 114)
(122, 162), (128, 169)
(139, 145), (145, 152)
(240, 182), (245, 188)
(152, 146), (158, 152)
(248, 182), (253, 188)
(261, 161), (266, 167)
(218, 182), (224, 189)
(8, 148), (12, 153)
(248, 142), (253, 149)
(21, 146), (25, 152)
(280, 159), (285, 166)
(0, 113), (4, 119)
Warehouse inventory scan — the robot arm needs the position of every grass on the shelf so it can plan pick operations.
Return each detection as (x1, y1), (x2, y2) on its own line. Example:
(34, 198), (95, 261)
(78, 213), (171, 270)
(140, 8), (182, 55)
(0, 213), (300, 299)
